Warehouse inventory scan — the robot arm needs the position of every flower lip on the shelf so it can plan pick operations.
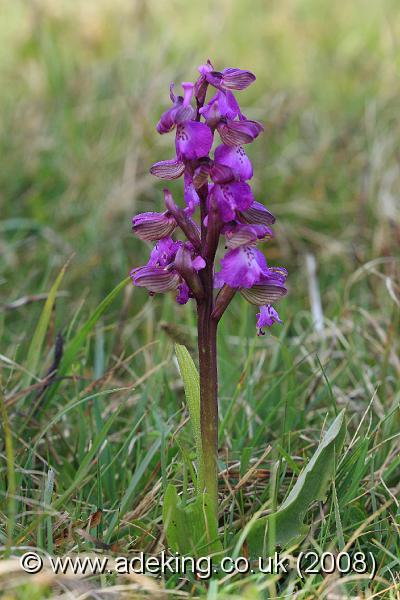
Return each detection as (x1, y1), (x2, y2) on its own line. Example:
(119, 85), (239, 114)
(219, 245), (269, 289)
(214, 144), (253, 181)
(175, 121), (213, 160)
(256, 304), (282, 335)
(211, 181), (254, 222)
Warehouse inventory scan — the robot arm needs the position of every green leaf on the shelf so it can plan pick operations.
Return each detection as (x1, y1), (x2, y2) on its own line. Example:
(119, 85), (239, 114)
(23, 264), (67, 387)
(175, 344), (203, 492)
(163, 484), (223, 556)
(241, 410), (346, 556)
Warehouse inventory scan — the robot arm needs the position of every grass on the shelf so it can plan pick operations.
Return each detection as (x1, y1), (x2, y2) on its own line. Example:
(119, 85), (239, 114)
(0, 0), (399, 597)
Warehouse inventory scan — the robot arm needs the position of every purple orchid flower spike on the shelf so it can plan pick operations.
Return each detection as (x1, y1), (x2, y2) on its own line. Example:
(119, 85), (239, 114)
(130, 61), (288, 518)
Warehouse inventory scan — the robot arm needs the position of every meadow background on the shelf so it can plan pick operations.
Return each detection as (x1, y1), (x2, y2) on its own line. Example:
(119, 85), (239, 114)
(1, 0), (399, 598)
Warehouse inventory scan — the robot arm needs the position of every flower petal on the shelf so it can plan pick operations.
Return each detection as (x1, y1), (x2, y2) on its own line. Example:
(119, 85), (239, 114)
(176, 281), (191, 304)
(184, 171), (200, 212)
(210, 162), (235, 184)
(224, 223), (273, 248)
(217, 119), (263, 146)
(221, 68), (256, 90)
(212, 181), (254, 222)
(174, 104), (196, 124)
(131, 266), (180, 293)
(175, 121), (213, 160)
(219, 246), (268, 288)
(193, 161), (212, 189)
(256, 304), (282, 335)
(200, 90), (241, 125)
(240, 283), (287, 305)
(214, 144), (253, 181)
(150, 158), (185, 180)
(237, 200), (276, 226)
(132, 211), (176, 241)
(148, 237), (181, 267)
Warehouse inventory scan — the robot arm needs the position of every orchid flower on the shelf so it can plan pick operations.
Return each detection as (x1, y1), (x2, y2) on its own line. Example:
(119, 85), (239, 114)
(130, 62), (288, 517)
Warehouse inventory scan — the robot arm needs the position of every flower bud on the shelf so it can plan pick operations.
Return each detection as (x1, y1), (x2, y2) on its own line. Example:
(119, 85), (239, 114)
(174, 245), (205, 300)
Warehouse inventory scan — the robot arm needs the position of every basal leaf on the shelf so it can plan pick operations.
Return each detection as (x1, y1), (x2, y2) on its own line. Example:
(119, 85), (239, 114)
(241, 410), (346, 556)
(175, 344), (203, 491)
(163, 484), (222, 556)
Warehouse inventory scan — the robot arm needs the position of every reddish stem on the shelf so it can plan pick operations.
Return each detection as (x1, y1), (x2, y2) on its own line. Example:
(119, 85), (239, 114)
(197, 184), (219, 514)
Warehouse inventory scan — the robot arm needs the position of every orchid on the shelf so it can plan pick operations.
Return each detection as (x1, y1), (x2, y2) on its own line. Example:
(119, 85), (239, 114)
(130, 61), (287, 517)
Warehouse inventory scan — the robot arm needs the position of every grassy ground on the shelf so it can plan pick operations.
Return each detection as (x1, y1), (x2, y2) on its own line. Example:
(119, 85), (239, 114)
(1, 0), (399, 597)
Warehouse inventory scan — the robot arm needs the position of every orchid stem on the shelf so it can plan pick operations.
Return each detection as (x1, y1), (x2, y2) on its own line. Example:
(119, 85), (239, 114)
(197, 269), (219, 515)
(197, 181), (219, 519)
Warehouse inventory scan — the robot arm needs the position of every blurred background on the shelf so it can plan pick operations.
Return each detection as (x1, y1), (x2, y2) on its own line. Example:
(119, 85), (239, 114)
(2, 0), (400, 431)
(2, 0), (399, 312)
(1, 0), (400, 437)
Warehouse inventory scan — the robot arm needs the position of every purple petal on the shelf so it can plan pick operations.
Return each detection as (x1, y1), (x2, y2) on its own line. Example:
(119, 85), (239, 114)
(198, 61), (214, 77)
(221, 68), (256, 90)
(132, 211), (176, 241)
(210, 162), (235, 184)
(131, 266), (180, 293)
(148, 238), (181, 267)
(256, 305), (283, 335)
(150, 158), (185, 180)
(176, 281), (191, 304)
(200, 90), (241, 125)
(174, 104), (196, 124)
(192, 255), (206, 271)
(184, 171), (200, 212)
(223, 223), (273, 249)
(217, 119), (263, 146)
(241, 283), (287, 305)
(219, 246), (268, 288)
(265, 266), (288, 285)
(181, 81), (194, 106)
(212, 181), (254, 222)
(156, 102), (181, 134)
(237, 200), (276, 226)
(214, 144), (253, 181)
(193, 161), (212, 189)
(175, 121), (213, 160)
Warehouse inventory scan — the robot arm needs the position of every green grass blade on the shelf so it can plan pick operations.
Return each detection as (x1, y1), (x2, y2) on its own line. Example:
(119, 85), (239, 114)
(23, 264), (67, 387)
(42, 277), (130, 405)
(106, 437), (161, 541)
